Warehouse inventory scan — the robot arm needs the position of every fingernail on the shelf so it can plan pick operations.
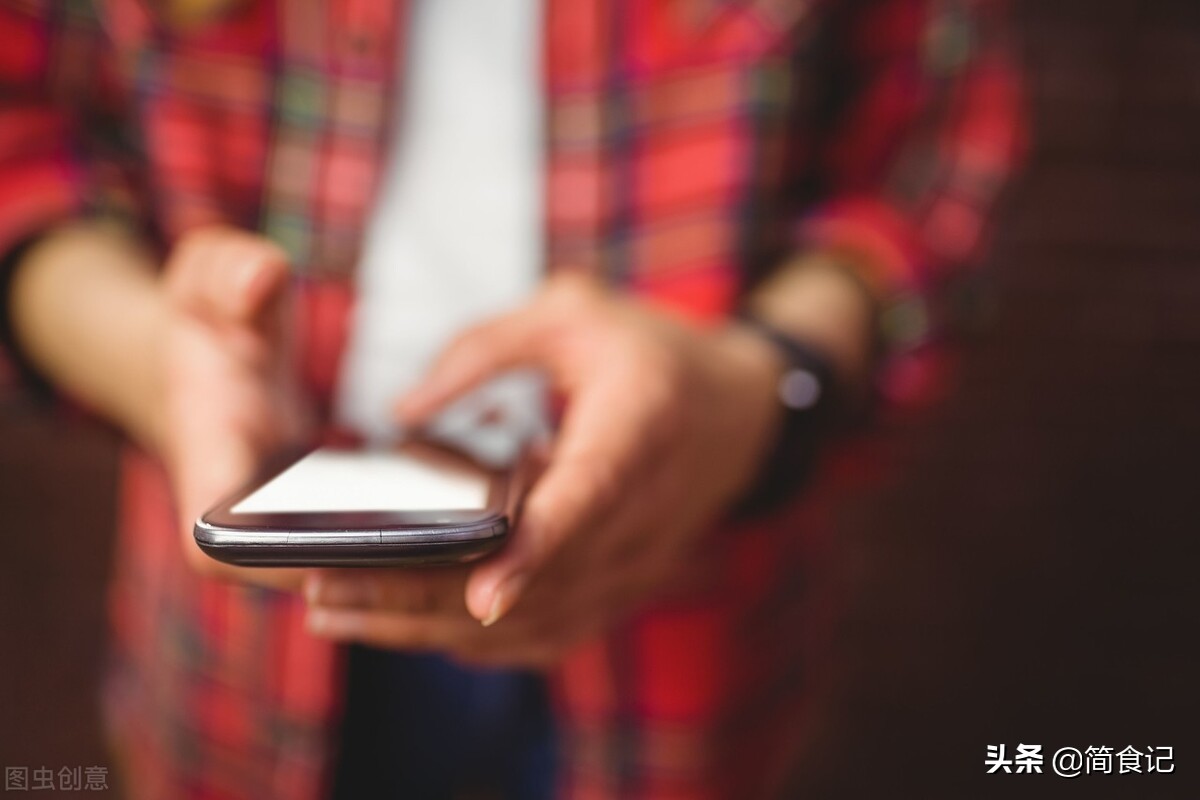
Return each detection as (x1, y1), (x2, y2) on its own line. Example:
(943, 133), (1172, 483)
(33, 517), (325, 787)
(481, 572), (527, 627)
(306, 577), (378, 608)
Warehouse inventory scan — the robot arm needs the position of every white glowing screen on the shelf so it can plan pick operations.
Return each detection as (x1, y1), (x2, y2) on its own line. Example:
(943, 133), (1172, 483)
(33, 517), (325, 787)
(231, 448), (489, 514)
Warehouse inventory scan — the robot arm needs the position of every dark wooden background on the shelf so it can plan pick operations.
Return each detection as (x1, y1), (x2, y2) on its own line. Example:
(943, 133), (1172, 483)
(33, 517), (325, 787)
(788, 1), (1200, 797)
(1, 1), (1197, 797)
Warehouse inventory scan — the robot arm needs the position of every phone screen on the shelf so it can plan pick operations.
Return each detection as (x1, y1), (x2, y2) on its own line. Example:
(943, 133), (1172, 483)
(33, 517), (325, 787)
(230, 448), (490, 514)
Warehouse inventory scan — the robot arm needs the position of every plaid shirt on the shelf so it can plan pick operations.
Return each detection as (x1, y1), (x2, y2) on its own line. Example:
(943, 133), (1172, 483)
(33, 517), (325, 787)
(0, 1), (1021, 797)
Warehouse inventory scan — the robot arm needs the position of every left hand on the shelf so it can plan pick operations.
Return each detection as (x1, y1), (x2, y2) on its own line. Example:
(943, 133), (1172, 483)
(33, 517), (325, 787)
(304, 273), (785, 666)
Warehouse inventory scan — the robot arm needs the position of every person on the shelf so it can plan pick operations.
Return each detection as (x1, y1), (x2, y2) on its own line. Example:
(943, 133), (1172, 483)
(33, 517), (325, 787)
(0, 0), (1022, 797)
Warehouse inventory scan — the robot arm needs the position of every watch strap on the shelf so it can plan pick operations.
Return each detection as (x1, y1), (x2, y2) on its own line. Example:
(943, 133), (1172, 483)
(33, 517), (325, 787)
(731, 310), (839, 517)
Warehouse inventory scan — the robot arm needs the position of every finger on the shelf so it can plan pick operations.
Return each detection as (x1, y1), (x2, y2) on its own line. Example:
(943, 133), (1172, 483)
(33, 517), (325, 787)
(166, 228), (290, 326)
(305, 607), (488, 651)
(218, 235), (291, 324)
(390, 270), (612, 425)
(193, 560), (310, 592)
(465, 370), (665, 624)
(305, 597), (571, 668)
(303, 568), (470, 616)
(446, 618), (569, 669)
(175, 442), (309, 591)
(511, 469), (692, 627)
(459, 551), (660, 669)
(393, 309), (556, 425)
(172, 430), (303, 590)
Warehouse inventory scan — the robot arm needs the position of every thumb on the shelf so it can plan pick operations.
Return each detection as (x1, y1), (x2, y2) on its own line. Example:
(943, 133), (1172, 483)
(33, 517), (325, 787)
(165, 228), (290, 326)
(465, 526), (539, 626)
(464, 419), (627, 625)
(463, 442), (552, 624)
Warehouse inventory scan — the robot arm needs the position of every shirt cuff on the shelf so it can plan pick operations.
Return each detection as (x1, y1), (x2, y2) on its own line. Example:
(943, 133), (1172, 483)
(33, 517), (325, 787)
(799, 196), (934, 355)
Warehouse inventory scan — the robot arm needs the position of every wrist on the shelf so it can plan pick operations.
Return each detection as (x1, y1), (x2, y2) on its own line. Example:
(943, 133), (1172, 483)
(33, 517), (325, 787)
(715, 317), (789, 407)
(721, 310), (841, 517)
(709, 320), (789, 501)
(744, 253), (879, 395)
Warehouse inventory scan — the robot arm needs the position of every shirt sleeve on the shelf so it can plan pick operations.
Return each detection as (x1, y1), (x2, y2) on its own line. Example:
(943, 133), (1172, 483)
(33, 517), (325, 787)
(0, 1), (146, 395)
(793, 0), (1026, 352)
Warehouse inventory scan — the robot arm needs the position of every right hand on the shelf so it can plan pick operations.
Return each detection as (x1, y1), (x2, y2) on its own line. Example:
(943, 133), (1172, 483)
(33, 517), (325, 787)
(159, 227), (312, 588)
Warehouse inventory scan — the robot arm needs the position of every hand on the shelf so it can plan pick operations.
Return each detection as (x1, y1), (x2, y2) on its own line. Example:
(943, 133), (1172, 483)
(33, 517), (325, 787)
(159, 227), (312, 588)
(303, 273), (785, 665)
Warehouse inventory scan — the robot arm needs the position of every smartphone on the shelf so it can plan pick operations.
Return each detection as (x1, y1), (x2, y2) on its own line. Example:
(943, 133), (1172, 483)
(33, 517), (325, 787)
(194, 441), (521, 567)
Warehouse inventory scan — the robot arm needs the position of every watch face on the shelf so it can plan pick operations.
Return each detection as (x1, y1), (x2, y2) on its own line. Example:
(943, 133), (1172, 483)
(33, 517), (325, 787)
(736, 311), (837, 414)
(779, 367), (823, 410)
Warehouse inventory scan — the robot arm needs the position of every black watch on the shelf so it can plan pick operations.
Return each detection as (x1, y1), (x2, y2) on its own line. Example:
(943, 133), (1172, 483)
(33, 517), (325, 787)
(731, 310), (839, 517)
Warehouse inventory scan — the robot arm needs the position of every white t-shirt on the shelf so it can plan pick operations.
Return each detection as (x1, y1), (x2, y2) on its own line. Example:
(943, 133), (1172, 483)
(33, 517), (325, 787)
(336, 0), (544, 465)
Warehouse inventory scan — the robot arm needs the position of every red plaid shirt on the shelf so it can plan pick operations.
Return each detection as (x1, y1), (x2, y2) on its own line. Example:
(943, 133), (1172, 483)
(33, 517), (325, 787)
(0, 1), (1022, 797)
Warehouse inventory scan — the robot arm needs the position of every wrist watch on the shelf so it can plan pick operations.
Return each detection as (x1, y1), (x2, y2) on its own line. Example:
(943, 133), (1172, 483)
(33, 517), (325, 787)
(731, 309), (840, 517)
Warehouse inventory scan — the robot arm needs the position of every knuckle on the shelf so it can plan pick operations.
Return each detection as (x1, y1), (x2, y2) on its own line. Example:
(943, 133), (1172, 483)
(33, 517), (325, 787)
(642, 338), (686, 395)
(397, 580), (442, 614)
(640, 364), (676, 416)
(414, 583), (441, 614)
(520, 494), (570, 560)
(583, 460), (623, 512)
(540, 461), (621, 529)
(521, 490), (556, 532)
(375, 616), (435, 650)
(635, 357), (686, 444)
